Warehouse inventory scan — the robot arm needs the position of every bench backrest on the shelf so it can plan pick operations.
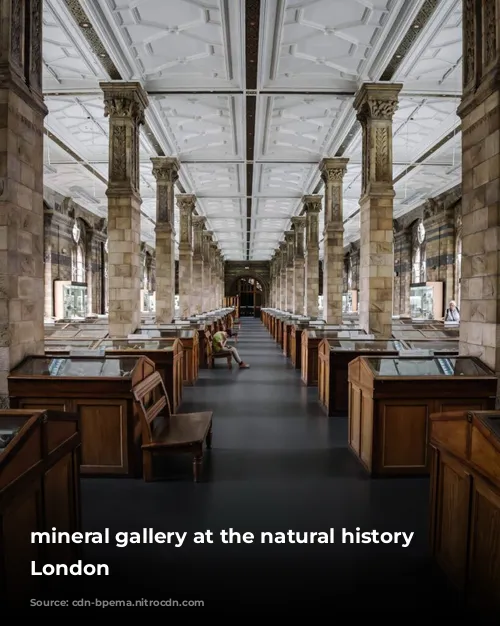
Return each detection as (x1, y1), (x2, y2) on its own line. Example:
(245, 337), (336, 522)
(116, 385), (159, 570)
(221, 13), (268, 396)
(132, 371), (172, 444)
(204, 330), (213, 359)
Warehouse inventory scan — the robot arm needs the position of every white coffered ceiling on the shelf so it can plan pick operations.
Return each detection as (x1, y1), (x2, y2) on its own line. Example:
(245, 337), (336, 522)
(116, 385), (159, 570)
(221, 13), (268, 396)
(42, 0), (463, 260)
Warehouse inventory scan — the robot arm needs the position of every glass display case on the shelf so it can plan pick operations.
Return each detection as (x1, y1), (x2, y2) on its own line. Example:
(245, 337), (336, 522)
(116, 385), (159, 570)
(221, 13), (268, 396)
(8, 355), (154, 477)
(44, 338), (102, 355)
(403, 340), (459, 355)
(410, 282), (444, 320)
(101, 338), (183, 411)
(141, 290), (156, 313)
(54, 280), (87, 319)
(342, 290), (358, 314)
(318, 338), (405, 415)
(348, 356), (497, 477)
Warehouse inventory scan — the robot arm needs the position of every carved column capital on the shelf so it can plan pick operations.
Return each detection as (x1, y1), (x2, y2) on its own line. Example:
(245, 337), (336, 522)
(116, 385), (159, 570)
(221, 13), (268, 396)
(177, 193), (195, 247)
(302, 194), (322, 213)
(353, 82), (402, 198)
(319, 158), (349, 183)
(151, 157), (179, 226)
(101, 82), (149, 196)
(291, 216), (306, 258)
(320, 158), (348, 226)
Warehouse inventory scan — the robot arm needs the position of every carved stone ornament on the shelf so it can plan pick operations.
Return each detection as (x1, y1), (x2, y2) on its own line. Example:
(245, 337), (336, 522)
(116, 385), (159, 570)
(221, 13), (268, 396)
(424, 197), (439, 219)
(463, 0), (475, 86)
(72, 221), (81, 244)
(322, 168), (345, 183)
(104, 239), (108, 253)
(103, 94), (145, 124)
(367, 99), (399, 120)
(417, 221), (426, 245)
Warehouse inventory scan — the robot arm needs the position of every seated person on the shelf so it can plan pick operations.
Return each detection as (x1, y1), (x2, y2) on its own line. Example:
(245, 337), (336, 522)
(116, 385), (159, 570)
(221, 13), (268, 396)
(444, 300), (460, 322)
(212, 331), (249, 369)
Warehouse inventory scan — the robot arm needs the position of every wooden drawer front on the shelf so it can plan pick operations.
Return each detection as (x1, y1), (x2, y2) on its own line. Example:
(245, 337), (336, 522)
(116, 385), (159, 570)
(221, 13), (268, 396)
(379, 403), (429, 470)
(75, 400), (128, 475)
(468, 477), (500, 610)
(18, 398), (69, 412)
(434, 452), (471, 590)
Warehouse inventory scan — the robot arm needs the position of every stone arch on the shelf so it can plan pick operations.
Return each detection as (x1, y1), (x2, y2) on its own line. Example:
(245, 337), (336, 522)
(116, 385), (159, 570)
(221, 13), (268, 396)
(227, 273), (269, 308)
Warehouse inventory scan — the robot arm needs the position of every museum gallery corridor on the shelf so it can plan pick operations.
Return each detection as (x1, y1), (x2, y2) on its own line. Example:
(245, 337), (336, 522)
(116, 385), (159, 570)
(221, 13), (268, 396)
(79, 318), (460, 610)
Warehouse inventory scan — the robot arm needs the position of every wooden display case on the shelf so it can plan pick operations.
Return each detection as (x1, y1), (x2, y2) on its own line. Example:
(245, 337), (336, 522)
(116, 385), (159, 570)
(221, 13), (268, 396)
(290, 323), (309, 369)
(100, 338), (183, 413)
(137, 329), (199, 385)
(429, 410), (500, 613)
(8, 355), (154, 477)
(347, 356), (497, 477)
(318, 339), (404, 415)
(0, 409), (81, 602)
(301, 328), (368, 386)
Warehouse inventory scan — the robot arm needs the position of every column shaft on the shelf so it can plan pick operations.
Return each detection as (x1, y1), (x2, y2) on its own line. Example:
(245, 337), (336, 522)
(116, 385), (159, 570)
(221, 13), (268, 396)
(320, 158), (349, 324)
(354, 83), (402, 336)
(177, 194), (195, 317)
(101, 82), (148, 336)
(291, 216), (306, 315)
(303, 196), (321, 317)
(152, 157), (179, 323)
(191, 216), (205, 314)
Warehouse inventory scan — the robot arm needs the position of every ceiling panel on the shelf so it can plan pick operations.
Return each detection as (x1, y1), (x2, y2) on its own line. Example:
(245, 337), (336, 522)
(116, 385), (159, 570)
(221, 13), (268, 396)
(256, 95), (350, 161)
(93, 0), (244, 90)
(153, 94), (244, 161)
(259, 0), (402, 91)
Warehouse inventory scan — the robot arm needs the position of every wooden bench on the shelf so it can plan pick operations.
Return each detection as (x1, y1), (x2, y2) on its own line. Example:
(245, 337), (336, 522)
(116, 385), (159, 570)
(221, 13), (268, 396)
(132, 371), (213, 482)
(204, 331), (233, 369)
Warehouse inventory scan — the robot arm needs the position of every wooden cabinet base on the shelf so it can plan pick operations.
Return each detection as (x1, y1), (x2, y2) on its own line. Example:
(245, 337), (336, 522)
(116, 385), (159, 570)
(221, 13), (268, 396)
(429, 410), (500, 613)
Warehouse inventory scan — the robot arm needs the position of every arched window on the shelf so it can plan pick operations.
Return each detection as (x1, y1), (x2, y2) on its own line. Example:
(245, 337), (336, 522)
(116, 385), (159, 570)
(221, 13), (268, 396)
(412, 221), (426, 283)
(455, 222), (462, 306)
(71, 219), (86, 282)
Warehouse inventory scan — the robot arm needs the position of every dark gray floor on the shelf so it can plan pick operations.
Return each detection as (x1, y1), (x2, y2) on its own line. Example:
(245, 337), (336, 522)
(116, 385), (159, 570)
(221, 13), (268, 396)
(79, 318), (466, 611)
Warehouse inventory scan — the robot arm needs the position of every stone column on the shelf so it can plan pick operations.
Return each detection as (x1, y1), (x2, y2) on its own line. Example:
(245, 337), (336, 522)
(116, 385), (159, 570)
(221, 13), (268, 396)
(303, 195), (321, 317)
(273, 249), (280, 308)
(44, 212), (54, 318)
(279, 242), (287, 310)
(0, 0), (46, 405)
(151, 157), (179, 323)
(85, 230), (94, 316)
(320, 158), (349, 324)
(291, 216), (306, 315)
(176, 194), (195, 317)
(393, 227), (411, 317)
(285, 231), (295, 312)
(191, 216), (205, 314)
(269, 254), (276, 307)
(458, 0), (500, 382)
(202, 231), (213, 312)
(210, 241), (218, 310)
(353, 83), (402, 336)
(219, 252), (225, 306)
(101, 82), (148, 336)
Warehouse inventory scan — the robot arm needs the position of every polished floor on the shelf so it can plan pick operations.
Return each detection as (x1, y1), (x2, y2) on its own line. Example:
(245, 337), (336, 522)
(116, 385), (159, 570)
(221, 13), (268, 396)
(78, 318), (467, 611)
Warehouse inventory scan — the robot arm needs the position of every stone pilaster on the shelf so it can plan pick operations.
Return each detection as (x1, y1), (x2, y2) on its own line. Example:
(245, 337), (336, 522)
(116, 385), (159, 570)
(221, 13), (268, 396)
(151, 157), (179, 323)
(320, 158), (348, 324)
(393, 226), (411, 317)
(279, 242), (287, 310)
(176, 193), (195, 317)
(210, 241), (218, 310)
(191, 216), (205, 314)
(354, 82), (402, 336)
(0, 0), (46, 405)
(303, 195), (321, 317)
(458, 0), (500, 381)
(285, 230), (295, 312)
(101, 81), (148, 336)
(84, 229), (94, 316)
(274, 249), (282, 309)
(202, 230), (213, 312)
(291, 216), (306, 315)
(44, 212), (54, 318)
(269, 251), (278, 308)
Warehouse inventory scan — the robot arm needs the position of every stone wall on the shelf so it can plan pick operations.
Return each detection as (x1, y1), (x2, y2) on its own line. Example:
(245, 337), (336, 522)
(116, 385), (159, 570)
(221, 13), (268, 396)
(43, 191), (107, 316)
(224, 261), (270, 304)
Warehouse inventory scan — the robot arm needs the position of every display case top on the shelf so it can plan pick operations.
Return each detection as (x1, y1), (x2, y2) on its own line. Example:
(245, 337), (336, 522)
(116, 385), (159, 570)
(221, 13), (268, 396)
(9, 356), (143, 378)
(404, 340), (459, 352)
(44, 339), (99, 348)
(362, 356), (494, 378)
(327, 339), (405, 352)
(470, 411), (500, 439)
(0, 411), (44, 456)
(102, 338), (181, 352)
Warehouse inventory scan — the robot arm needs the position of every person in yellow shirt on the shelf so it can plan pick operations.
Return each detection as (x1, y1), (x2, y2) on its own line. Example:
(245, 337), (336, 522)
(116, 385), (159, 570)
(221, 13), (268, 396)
(212, 331), (249, 369)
